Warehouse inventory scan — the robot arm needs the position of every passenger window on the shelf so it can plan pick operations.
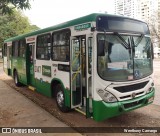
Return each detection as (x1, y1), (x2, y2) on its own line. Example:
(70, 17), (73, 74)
(12, 41), (19, 57)
(3, 43), (7, 56)
(19, 39), (26, 58)
(52, 30), (70, 61)
(36, 34), (51, 60)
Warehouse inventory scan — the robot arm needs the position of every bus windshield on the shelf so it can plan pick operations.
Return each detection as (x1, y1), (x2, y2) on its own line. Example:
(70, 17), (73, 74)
(97, 33), (153, 81)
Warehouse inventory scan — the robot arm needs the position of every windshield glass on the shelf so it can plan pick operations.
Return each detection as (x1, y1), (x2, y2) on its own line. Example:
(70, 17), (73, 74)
(97, 34), (153, 81)
(133, 36), (153, 79)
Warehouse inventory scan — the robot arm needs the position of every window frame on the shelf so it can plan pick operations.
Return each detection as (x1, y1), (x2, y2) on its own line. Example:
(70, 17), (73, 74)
(51, 29), (71, 62)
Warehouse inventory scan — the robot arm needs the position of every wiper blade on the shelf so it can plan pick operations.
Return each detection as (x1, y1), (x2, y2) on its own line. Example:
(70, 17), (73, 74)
(114, 32), (130, 49)
(133, 34), (144, 47)
(144, 38), (151, 51)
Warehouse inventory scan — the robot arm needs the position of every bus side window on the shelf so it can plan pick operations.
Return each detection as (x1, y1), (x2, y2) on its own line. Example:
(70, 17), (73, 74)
(52, 30), (70, 62)
(36, 34), (51, 60)
(12, 41), (19, 57)
(19, 39), (26, 58)
(3, 43), (7, 57)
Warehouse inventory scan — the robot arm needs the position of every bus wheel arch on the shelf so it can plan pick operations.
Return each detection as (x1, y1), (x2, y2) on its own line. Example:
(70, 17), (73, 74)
(51, 79), (62, 97)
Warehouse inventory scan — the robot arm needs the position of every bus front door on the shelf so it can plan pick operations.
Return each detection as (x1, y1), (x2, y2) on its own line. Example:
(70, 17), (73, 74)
(70, 35), (93, 117)
(70, 37), (82, 108)
(28, 43), (35, 86)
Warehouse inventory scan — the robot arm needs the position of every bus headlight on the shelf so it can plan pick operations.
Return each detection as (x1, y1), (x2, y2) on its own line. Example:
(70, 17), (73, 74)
(103, 92), (117, 103)
(146, 87), (153, 94)
(97, 89), (117, 103)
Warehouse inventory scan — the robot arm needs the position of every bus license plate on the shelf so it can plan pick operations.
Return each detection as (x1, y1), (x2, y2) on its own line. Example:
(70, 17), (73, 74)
(148, 97), (154, 103)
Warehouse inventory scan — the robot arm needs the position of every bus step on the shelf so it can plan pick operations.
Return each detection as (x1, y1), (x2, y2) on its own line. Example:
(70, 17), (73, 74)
(28, 86), (35, 91)
(75, 107), (86, 116)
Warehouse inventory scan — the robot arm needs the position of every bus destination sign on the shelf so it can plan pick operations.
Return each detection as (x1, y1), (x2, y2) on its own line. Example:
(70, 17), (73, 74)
(74, 23), (91, 31)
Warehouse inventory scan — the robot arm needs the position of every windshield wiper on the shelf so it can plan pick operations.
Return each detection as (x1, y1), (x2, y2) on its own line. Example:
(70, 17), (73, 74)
(144, 38), (151, 52)
(132, 34), (144, 47)
(114, 32), (130, 49)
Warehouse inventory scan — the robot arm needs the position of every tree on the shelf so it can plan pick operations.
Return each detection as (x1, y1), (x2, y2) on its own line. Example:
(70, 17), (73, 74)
(0, 0), (31, 14)
(30, 25), (40, 31)
(148, 11), (160, 47)
(0, 10), (39, 48)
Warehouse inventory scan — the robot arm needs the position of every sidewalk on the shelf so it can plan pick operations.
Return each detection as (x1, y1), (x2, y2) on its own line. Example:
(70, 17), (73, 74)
(0, 58), (2, 63)
(0, 80), (82, 136)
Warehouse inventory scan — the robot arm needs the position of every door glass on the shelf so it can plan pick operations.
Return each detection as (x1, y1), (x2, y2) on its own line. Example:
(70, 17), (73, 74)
(72, 73), (81, 105)
(71, 38), (82, 107)
(71, 39), (80, 71)
(88, 38), (92, 74)
(29, 43), (34, 63)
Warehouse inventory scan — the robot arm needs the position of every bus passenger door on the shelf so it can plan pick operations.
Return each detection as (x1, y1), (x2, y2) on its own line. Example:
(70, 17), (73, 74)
(85, 34), (93, 118)
(28, 43), (35, 86)
(70, 37), (82, 108)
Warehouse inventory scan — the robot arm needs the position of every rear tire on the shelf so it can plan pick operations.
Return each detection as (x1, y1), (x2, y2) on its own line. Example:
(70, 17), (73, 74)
(55, 84), (70, 112)
(14, 71), (21, 87)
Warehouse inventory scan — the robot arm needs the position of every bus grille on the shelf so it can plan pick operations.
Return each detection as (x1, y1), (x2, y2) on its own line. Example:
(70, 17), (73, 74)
(120, 91), (144, 99)
(114, 81), (149, 93)
(123, 99), (144, 109)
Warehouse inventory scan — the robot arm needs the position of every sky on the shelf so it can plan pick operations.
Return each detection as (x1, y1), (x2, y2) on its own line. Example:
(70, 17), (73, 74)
(23, 0), (115, 28)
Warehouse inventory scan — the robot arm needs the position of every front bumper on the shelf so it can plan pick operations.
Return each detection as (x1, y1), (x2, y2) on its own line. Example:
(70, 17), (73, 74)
(92, 89), (155, 122)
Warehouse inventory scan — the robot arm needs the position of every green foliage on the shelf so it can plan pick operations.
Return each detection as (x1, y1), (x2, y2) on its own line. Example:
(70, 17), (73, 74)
(0, 10), (40, 48)
(29, 25), (40, 31)
(0, 0), (31, 14)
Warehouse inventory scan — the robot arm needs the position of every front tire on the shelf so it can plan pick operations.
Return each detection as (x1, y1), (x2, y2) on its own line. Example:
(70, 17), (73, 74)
(55, 84), (70, 112)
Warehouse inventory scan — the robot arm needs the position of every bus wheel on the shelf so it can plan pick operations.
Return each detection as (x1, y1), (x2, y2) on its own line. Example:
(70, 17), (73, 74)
(14, 71), (21, 87)
(55, 84), (70, 112)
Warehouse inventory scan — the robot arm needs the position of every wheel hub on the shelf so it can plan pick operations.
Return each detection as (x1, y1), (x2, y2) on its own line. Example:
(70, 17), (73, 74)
(57, 90), (64, 107)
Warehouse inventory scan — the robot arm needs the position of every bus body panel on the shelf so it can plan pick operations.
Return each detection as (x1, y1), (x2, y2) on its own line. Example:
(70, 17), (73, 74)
(33, 59), (70, 98)
(35, 78), (51, 97)
(12, 57), (28, 85)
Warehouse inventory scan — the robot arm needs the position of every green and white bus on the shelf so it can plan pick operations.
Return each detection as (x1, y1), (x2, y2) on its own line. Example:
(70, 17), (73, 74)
(3, 13), (155, 121)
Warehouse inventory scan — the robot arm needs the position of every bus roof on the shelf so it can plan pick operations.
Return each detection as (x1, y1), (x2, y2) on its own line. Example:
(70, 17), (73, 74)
(4, 13), (145, 42)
